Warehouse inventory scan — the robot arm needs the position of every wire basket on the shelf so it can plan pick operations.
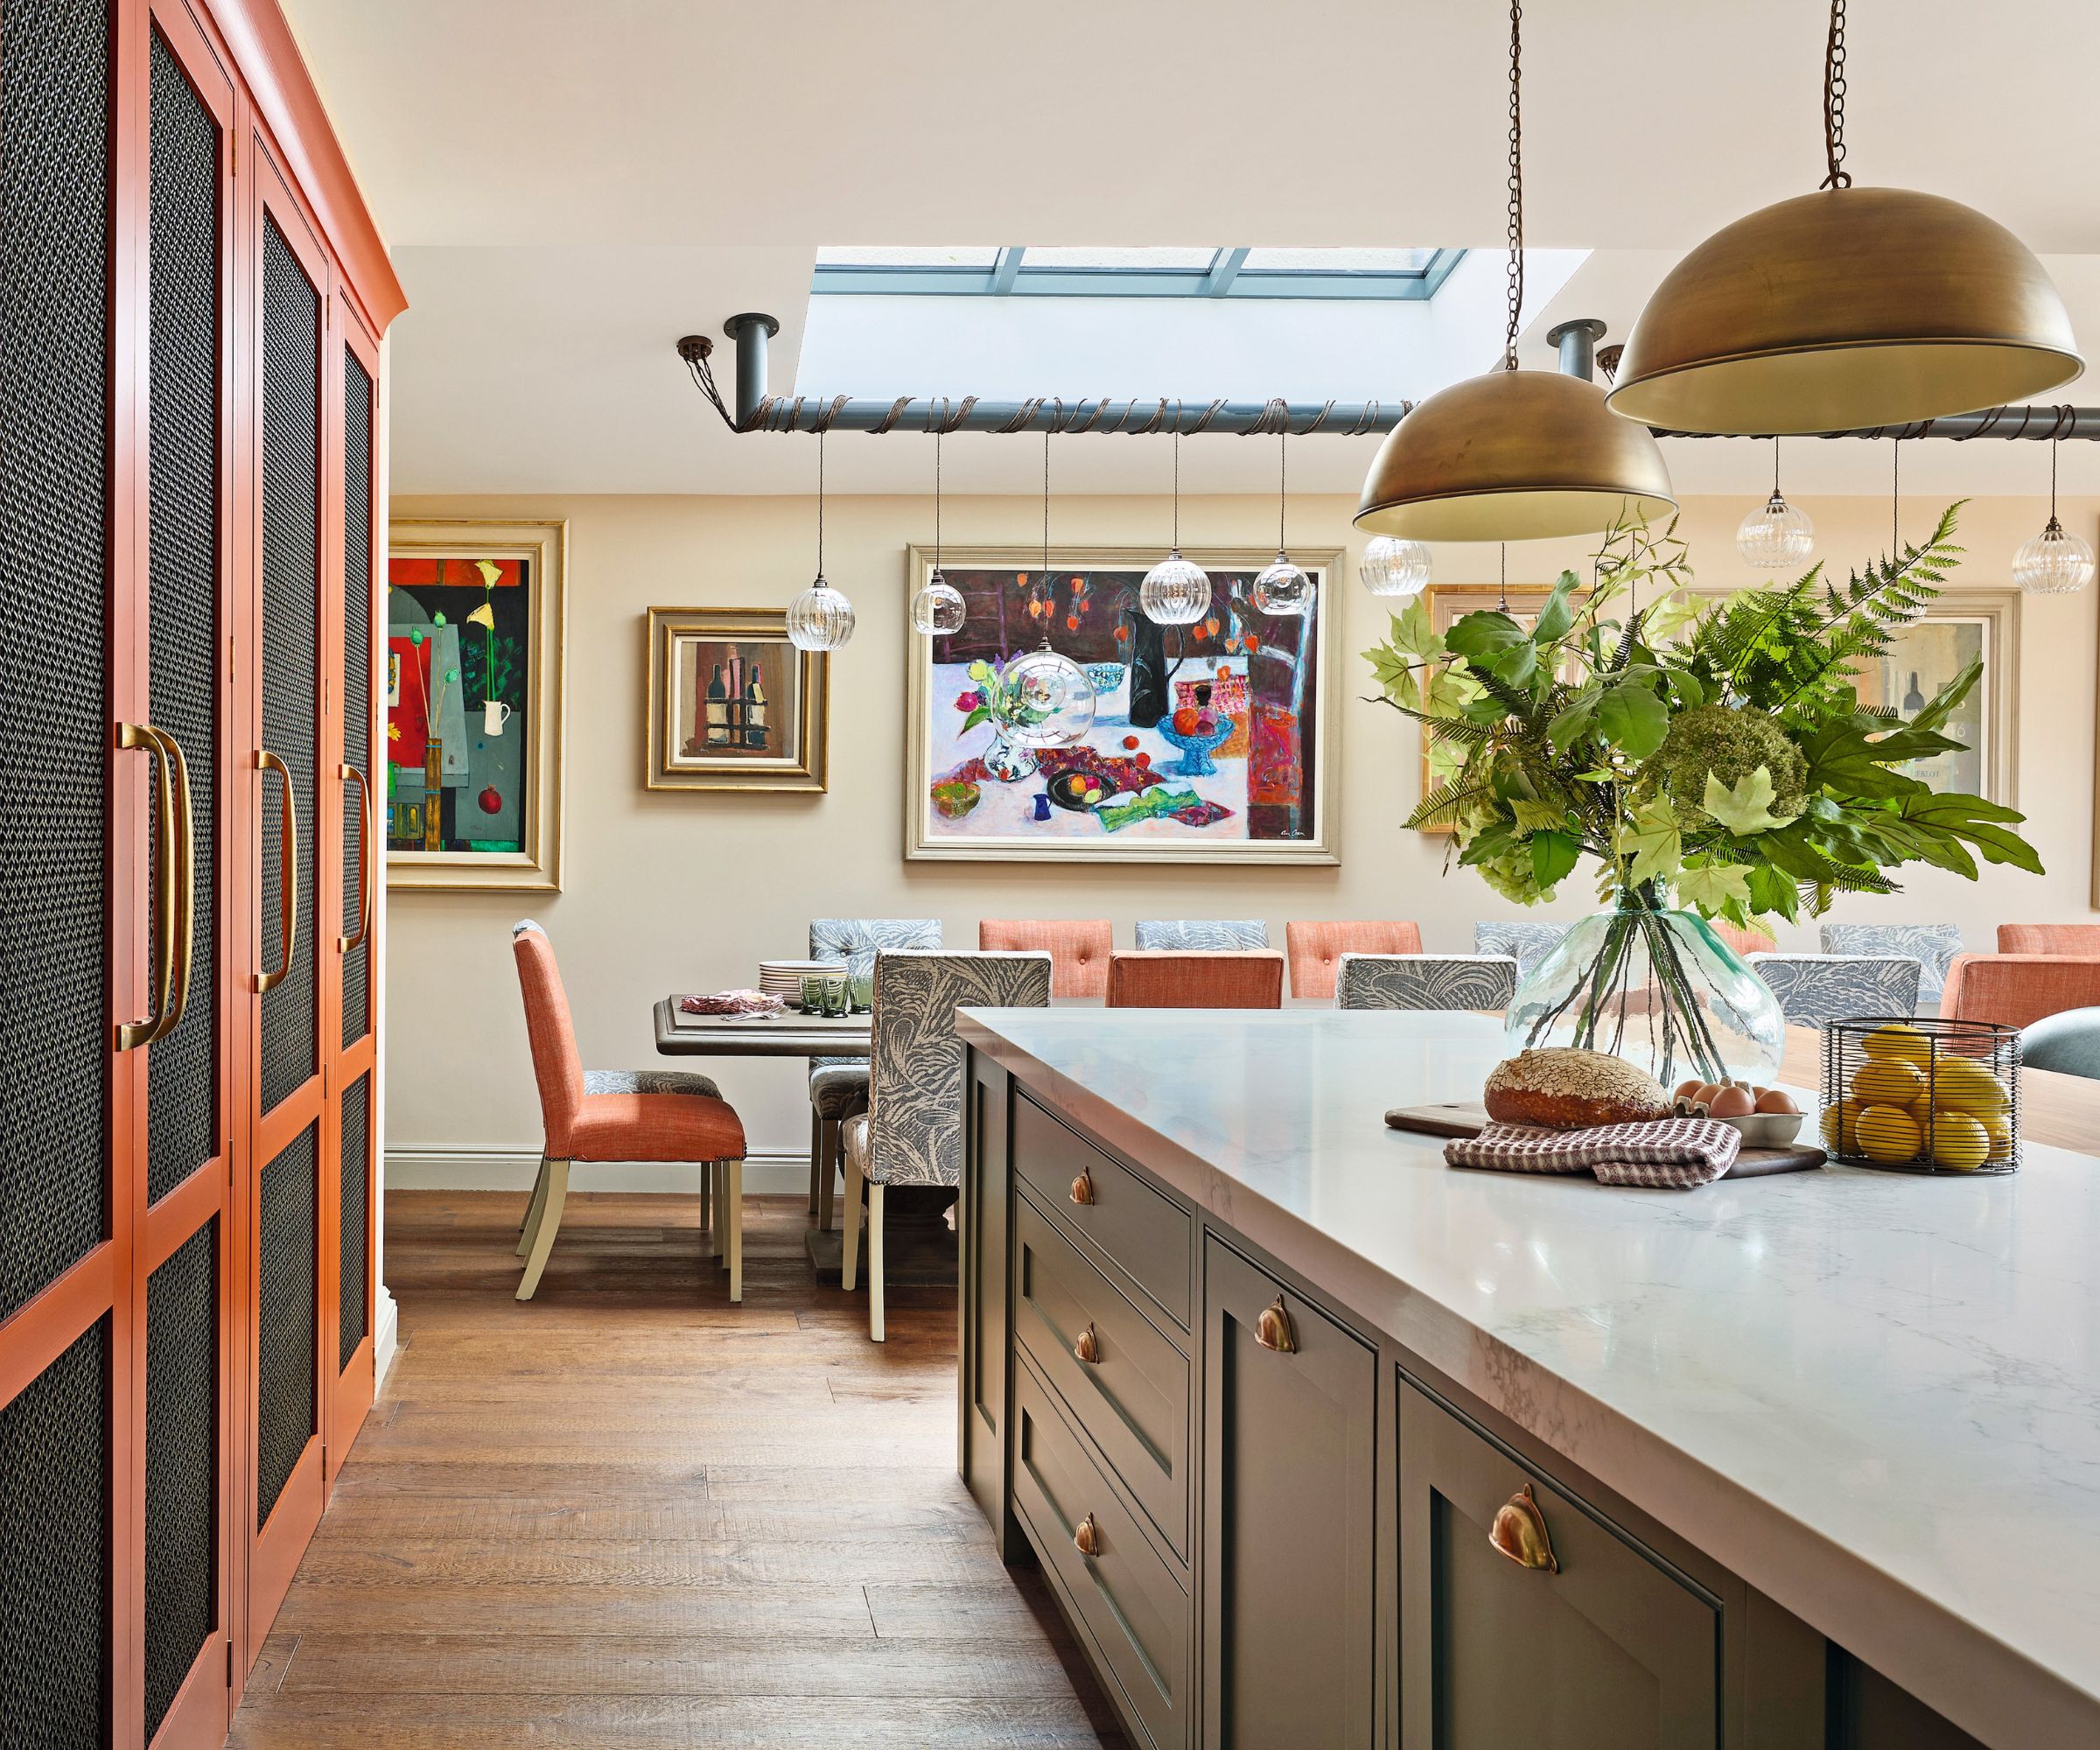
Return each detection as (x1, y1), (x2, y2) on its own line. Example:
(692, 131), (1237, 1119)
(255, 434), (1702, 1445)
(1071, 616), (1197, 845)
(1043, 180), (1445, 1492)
(1820, 1017), (2020, 1174)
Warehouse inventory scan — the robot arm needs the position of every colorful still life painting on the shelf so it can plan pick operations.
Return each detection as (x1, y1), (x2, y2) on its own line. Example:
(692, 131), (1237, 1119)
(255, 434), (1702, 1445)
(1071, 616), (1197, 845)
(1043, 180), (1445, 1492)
(905, 550), (1337, 863)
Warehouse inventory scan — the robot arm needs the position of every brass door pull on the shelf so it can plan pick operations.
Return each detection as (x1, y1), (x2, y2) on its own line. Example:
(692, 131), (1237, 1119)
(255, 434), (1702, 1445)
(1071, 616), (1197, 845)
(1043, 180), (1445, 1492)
(1489, 1483), (1560, 1573)
(1069, 1169), (1096, 1207)
(1074, 1323), (1101, 1365)
(115, 723), (190, 1050)
(1254, 1295), (1296, 1354)
(1074, 1513), (1102, 1558)
(255, 748), (298, 993)
(339, 761), (373, 953)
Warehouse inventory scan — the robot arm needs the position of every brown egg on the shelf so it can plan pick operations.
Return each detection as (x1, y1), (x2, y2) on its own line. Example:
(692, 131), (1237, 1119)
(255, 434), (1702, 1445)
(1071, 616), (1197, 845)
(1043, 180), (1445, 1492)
(1673, 1079), (1704, 1102)
(1687, 1082), (1721, 1109)
(1754, 1087), (1800, 1116)
(1706, 1085), (1756, 1119)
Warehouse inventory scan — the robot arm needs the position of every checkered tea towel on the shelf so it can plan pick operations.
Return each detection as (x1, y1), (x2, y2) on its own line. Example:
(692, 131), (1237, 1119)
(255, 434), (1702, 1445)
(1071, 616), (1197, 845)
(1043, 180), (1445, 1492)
(1446, 1116), (1742, 1188)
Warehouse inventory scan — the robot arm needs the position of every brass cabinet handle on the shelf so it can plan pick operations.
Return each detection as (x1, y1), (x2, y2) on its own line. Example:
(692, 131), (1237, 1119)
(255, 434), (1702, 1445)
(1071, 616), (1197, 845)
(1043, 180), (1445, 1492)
(255, 748), (298, 993)
(1254, 1295), (1297, 1354)
(1069, 1168), (1096, 1207)
(1489, 1482), (1560, 1573)
(115, 724), (180, 1049)
(158, 727), (195, 1046)
(1073, 1323), (1101, 1365)
(1074, 1513), (1102, 1558)
(338, 762), (373, 952)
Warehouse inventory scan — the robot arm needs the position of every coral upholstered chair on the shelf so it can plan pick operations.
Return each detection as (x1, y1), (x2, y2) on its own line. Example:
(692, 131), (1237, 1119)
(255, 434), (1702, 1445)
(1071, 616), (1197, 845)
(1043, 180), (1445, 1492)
(979, 919), (1111, 998)
(1998, 924), (2100, 955)
(1712, 921), (1776, 957)
(1940, 953), (2100, 1031)
(511, 923), (747, 1302)
(1107, 949), (1284, 1009)
(1285, 921), (1424, 1000)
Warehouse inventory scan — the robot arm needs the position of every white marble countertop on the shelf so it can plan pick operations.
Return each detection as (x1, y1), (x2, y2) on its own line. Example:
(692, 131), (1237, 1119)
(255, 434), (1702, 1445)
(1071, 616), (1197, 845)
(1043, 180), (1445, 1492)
(958, 1005), (2100, 1748)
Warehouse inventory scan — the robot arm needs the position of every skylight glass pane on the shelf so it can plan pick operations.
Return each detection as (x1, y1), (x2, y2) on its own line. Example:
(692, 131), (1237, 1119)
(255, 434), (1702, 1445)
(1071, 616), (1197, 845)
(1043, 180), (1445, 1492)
(1022, 247), (1219, 271)
(1239, 247), (1441, 274)
(816, 246), (1002, 269)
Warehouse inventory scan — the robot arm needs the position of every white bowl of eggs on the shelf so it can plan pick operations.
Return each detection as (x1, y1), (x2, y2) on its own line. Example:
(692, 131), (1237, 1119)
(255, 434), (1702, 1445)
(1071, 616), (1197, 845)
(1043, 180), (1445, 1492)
(1671, 1080), (1803, 1147)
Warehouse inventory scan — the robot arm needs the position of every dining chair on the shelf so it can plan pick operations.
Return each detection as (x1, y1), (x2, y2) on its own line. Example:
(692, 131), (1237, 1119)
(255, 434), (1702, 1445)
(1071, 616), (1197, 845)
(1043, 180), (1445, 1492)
(511, 922), (746, 1301)
(840, 950), (1052, 1341)
(1940, 953), (2100, 1029)
(2020, 1006), (2100, 1080)
(1284, 920), (1424, 1000)
(806, 917), (942, 1231)
(979, 918), (1112, 998)
(1746, 952), (1922, 1026)
(1106, 949), (1284, 1008)
(1334, 953), (1518, 1012)
(1472, 920), (1565, 981)
(1997, 924), (2100, 956)
(1134, 919), (1269, 950)
(1820, 922), (1963, 1012)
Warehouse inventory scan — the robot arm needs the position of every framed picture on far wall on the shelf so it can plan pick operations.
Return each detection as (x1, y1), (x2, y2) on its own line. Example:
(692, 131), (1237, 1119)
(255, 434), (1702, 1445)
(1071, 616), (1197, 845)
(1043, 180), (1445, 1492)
(387, 518), (566, 891)
(903, 545), (1340, 864)
(645, 606), (830, 792)
(1850, 592), (2018, 807)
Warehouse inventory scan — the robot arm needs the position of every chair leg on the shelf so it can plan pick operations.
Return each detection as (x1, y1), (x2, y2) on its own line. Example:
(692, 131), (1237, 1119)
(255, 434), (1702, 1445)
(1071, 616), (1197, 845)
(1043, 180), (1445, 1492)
(816, 1117), (840, 1233)
(515, 1158), (570, 1300)
(700, 1159), (715, 1256)
(515, 1153), (551, 1257)
(808, 1112), (822, 1218)
(867, 1181), (885, 1344)
(841, 1149), (864, 1292)
(724, 1160), (744, 1304)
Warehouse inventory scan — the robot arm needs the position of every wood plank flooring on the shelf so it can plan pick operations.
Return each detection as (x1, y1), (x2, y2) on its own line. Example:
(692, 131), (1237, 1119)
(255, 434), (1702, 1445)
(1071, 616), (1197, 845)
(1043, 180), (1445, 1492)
(229, 1190), (1128, 1748)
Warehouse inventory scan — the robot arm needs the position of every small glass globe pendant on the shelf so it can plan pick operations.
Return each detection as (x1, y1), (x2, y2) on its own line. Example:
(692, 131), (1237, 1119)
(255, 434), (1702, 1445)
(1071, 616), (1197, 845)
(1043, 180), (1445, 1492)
(1358, 535), (1431, 598)
(1140, 550), (1211, 625)
(787, 577), (856, 651)
(2014, 515), (2096, 595)
(1002, 642), (1096, 747)
(910, 569), (966, 635)
(1736, 490), (1816, 568)
(1252, 552), (1315, 617)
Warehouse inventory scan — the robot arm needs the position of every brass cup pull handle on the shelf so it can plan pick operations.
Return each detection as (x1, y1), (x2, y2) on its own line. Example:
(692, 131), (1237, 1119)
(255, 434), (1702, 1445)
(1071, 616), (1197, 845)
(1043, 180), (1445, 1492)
(255, 749), (298, 994)
(1073, 1513), (1102, 1558)
(1069, 1169), (1096, 1207)
(1073, 1323), (1101, 1365)
(1254, 1295), (1297, 1354)
(338, 762), (373, 953)
(1489, 1483), (1560, 1573)
(115, 724), (178, 1050)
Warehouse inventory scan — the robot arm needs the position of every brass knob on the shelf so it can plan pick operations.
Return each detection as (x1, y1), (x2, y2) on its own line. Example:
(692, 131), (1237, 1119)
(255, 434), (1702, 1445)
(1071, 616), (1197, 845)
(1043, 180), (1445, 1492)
(1074, 1323), (1101, 1365)
(1069, 1169), (1096, 1207)
(1074, 1513), (1102, 1558)
(1254, 1295), (1296, 1354)
(1488, 1483), (1559, 1573)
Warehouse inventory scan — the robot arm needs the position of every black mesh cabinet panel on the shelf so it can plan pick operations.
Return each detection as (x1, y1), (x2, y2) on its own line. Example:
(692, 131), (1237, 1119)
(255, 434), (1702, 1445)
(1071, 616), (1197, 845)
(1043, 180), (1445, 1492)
(341, 354), (374, 1047)
(147, 29), (222, 1206)
(260, 218), (320, 1115)
(0, 0), (113, 1319)
(0, 1320), (110, 1748)
(144, 1220), (217, 1740)
(340, 1074), (369, 1370)
(256, 1123), (318, 1527)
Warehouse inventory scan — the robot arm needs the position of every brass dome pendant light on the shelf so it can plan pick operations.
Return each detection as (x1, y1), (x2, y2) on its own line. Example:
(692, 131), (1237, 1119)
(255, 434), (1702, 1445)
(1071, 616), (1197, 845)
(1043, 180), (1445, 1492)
(1608, 0), (2081, 435)
(1355, 2), (1675, 543)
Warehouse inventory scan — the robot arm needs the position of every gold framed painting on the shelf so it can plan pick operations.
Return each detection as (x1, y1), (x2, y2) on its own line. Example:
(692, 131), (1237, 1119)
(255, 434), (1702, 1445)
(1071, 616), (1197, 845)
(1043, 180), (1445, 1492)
(386, 517), (566, 892)
(1852, 590), (2018, 807)
(646, 607), (829, 793)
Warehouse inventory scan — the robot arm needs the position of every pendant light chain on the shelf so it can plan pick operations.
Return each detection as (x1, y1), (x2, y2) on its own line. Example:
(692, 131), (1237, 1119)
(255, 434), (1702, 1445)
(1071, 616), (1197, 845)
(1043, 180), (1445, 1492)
(1502, 0), (1525, 371)
(1821, 0), (1852, 189)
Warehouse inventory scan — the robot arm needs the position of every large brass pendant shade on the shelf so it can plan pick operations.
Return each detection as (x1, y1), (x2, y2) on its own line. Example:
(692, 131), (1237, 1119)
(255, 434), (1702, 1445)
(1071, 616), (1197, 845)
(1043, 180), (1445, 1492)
(1607, 187), (2082, 435)
(1355, 368), (1676, 542)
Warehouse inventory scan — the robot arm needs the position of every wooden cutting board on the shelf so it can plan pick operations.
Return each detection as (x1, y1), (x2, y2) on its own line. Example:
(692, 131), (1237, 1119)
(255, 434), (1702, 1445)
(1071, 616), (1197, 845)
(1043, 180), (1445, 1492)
(1384, 1102), (1825, 1178)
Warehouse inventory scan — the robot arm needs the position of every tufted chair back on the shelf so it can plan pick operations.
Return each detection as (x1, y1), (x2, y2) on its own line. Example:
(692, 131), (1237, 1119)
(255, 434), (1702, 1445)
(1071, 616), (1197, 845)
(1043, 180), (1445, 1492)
(978, 919), (1111, 998)
(1285, 920), (1423, 1000)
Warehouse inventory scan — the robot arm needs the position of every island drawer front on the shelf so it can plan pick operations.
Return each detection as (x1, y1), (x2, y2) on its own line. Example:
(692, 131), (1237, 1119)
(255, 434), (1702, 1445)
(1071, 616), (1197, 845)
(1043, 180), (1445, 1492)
(1015, 1188), (1190, 1563)
(1014, 1092), (1192, 1331)
(1014, 1355), (1189, 1750)
(1398, 1379), (1719, 1750)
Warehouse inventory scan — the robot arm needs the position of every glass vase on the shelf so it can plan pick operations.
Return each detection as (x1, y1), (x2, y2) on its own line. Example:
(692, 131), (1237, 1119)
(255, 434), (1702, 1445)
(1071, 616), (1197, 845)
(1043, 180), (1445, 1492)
(980, 718), (1039, 782)
(1503, 895), (1785, 1088)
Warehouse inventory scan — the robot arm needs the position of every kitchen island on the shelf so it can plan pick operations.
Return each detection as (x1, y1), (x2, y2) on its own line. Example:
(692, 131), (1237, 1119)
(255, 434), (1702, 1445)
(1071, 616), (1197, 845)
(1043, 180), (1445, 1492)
(956, 1005), (2100, 1750)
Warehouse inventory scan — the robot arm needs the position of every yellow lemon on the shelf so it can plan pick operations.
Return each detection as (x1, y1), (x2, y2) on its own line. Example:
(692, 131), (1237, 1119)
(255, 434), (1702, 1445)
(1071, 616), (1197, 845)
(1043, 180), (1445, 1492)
(1851, 1058), (1924, 1107)
(1979, 1110), (2014, 1158)
(1929, 1112), (1991, 1172)
(1929, 1056), (2009, 1116)
(1818, 1099), (1866, 1153)
(1856, 1104), (1922, 1165)
(1861, 1023), (1935, 1068)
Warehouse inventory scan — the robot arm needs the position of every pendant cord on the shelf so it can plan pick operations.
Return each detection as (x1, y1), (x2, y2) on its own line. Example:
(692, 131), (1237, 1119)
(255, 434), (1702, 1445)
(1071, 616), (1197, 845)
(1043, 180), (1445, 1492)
(933, 407), (943, 571)
(1499, 543), (1509, 613)
(1821, 0), (1852, 189)
(816, 427), (825, 578)
(1278, 424), (1288, 553)
(1774, 437), (1782, 498)
(2050, 435), (2061, 523)
(1172, 405), (1183, 550)
(1503, 0), (1525, 371)
(1891, 437), (1900, 550)
(1042, 426), (1052, 606)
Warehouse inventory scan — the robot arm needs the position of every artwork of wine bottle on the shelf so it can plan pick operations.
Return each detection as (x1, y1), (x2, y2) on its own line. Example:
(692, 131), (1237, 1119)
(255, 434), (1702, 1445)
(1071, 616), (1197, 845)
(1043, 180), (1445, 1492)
(704, 661), (731, 748)
(724, 646), (746, 746)
(744, 664), (769, 750)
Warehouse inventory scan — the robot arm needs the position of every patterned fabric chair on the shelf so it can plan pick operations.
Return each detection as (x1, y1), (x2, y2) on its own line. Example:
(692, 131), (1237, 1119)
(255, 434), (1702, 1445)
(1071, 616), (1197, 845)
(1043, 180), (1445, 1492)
(1472, 920), (1566, 981)
(1284, 920), (1424, 1000)
(2020, 1006), (2100, 1080)
(979, 919), (1112, 998)
(1746, 953), (1922, 1027)
(1106, 949), (1284, 1008)
(1334, 953), (1518, 1012)
(1940, 954), (2100, 1030)
(1997, 923), (2100, 956)
(806, 918), (942, 1231)
(511, 923), (746, 1301)
(841, 951), (1052, 1340)
(1135, 919), (1269, 950)
(1820, 922), (1961, 1012)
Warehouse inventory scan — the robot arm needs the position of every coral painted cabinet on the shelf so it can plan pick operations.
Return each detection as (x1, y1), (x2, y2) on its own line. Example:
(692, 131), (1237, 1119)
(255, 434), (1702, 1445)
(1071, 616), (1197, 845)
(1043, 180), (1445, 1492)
(0, 1), (402, 1745)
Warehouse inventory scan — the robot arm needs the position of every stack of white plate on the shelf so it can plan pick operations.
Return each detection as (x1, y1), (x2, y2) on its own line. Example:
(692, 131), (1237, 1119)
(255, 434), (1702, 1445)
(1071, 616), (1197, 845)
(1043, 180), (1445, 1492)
(759, 958), (846, 1004)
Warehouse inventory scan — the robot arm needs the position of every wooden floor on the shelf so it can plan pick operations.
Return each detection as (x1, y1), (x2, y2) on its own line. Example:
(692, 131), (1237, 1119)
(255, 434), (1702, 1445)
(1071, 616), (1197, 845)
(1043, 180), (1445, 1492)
(229, 1190), (1129, 1748)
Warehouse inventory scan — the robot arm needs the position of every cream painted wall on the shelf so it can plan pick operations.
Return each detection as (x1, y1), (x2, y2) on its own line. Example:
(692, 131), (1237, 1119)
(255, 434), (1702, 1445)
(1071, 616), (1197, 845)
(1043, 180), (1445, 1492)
(387, 487), (2099, 1175)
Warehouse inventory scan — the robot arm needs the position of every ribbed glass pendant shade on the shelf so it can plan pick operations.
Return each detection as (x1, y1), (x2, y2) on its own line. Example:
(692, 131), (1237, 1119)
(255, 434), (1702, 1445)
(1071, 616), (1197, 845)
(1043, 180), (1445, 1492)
(1359, 536), (1432, 598)
(1141, 550), (1212, 625)
(1004, 645), (1096, 746)
(2013, 517), (2096, 595)
(1253, 554), (1314, 616)
(1736, 491), (1816, 568)
(910, 570), (965, 635)
(787, 579), (856, 651)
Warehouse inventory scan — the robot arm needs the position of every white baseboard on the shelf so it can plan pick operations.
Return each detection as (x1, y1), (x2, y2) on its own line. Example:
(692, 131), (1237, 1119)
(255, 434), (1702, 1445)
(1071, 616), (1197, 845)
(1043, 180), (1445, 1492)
(384, 1144), (808, 1196)
(374, 1286), (400, 1385)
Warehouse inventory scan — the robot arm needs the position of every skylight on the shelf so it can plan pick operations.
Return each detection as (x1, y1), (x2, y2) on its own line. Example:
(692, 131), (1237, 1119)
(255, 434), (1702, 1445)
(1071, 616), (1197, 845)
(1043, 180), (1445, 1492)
(811, 245), (1466, 301)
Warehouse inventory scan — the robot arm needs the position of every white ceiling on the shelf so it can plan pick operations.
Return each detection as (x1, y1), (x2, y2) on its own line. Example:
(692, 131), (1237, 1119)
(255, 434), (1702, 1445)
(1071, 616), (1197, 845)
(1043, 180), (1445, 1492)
(284, 0), (2100, 504)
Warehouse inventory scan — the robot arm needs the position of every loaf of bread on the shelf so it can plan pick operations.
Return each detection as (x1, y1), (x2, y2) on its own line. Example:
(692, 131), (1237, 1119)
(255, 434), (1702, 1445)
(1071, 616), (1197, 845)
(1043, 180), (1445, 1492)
(1483, 1048), (1672, 1130)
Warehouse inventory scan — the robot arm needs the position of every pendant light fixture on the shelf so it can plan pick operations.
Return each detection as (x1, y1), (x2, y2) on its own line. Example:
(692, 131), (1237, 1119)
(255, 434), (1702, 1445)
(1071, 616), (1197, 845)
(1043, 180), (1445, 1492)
(1141, 415), (1213, 624)
(1004, 429), (1096, 748)
(1359, 535), (1432, 598)
(1736, 438), (1816, 567)
(787, 426), (855, 652)
(2014, 436), (2096, 595)
(1609, 0), (2080, 435)
(1355, 2), (1674, 543)
(911, 405), (966, 635)
(1252, 420), (1314, 616)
